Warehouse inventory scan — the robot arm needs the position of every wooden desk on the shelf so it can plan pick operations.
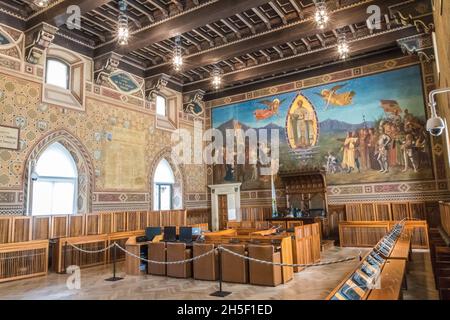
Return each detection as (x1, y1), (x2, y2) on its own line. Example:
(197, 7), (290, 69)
(389, 234), (412, 261)
(204, 234), (294, 284)
(125, 236), (150, 276)
(367, 259), (406, 300)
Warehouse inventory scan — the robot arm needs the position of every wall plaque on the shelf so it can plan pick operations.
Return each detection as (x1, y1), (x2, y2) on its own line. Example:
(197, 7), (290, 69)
(0, 125), (19, 150)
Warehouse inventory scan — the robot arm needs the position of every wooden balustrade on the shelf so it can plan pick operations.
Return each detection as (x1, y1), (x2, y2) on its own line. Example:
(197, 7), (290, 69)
(339, 221), (429, 249)
(0, 240), (49, 283)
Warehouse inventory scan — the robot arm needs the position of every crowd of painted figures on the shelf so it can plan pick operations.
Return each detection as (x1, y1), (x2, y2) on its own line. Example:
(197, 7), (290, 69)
(325, 109), (430, 175)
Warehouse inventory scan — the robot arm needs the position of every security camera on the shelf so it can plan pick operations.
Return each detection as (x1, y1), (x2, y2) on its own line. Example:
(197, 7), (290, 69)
(426, 116), (445, 137)
(31, 171), (39, 181)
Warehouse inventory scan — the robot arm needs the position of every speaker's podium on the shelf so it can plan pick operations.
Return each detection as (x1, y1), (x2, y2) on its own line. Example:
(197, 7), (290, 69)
(125, 236), (151, 275)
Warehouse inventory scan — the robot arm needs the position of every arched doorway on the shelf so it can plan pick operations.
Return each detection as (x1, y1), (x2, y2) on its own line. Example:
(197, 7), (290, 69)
(30, 142), (78, 215)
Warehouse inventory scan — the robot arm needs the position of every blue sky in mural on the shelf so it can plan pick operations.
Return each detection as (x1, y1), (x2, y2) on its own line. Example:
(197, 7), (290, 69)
(212, 65), (425, 128)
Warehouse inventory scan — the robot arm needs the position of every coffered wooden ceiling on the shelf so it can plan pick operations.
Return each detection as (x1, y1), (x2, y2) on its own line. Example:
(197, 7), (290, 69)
(0, 0), (433, 94)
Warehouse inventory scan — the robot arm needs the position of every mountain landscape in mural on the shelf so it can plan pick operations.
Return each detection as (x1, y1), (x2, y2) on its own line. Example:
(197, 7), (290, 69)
(212, 65), (433, 189)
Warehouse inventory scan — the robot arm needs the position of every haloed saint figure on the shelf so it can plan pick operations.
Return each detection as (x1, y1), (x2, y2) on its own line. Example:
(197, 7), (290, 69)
(286, 96), (318, 150)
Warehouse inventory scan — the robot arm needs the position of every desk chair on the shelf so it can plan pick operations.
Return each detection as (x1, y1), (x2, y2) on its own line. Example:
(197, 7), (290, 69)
(193, 243), (218, 281)
(163, 226), (177, 242)
(166, 242), (192, 278)
(248, 245), (283, 287)
(148, 242), (166, 276)
(221, 244), (248, 284)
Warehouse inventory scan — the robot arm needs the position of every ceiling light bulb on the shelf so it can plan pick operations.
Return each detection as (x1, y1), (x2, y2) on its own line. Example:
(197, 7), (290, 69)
(35, 0), (49, 7)
(337, 34), (350, 60)
(211, 68), (222, 90)
(315, 1), (329, 30)
(172, 36), (183, 72)
(117, 1), (129, 46)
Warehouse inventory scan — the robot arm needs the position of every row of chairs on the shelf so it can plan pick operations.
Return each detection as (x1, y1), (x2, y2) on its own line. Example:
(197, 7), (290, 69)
(147, 242), (284, 286)
(429, 227), (450, 300)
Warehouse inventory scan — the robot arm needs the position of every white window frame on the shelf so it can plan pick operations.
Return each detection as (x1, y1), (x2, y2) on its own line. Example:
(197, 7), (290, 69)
(156, 94), (167, 117)
(30, 143), (78, 216)
(45, 57), (70, 90)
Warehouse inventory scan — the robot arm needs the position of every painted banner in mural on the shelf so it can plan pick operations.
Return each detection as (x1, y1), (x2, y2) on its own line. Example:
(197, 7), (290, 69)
(212, 65), (433, 188)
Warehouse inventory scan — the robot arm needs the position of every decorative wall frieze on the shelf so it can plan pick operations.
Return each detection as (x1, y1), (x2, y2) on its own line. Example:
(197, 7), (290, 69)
(25, 23), (58, 65)
(183, 89), (205, 116)
(94, 52), (122, 85)
(393, 11), (435, 34)
(397, 34), (435, 63)
(145, 74), (170, 102)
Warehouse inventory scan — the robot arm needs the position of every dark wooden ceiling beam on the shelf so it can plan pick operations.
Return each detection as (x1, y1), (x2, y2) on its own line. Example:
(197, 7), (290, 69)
(27, 0), (112, 29)
(146, 0), (399, 77)
(268, 1), (287, 24)
(184, 26), (420, 92)
(95, 0), (271, 57)
(148, 0), (169, 17)
(128, 0), (155, 23)
(252, 7), (271, 29)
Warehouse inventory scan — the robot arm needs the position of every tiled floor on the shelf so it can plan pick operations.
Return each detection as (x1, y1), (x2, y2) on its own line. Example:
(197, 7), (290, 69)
(0, 247), (438, 300)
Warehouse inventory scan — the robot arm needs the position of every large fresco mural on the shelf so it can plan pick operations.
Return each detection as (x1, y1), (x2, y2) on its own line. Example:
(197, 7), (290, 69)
(212, 65), (433, 189)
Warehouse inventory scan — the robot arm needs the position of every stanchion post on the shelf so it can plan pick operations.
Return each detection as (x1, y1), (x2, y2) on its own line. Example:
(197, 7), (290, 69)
(59, 241), (68, 274)
(105, 242), (124, 282)
(210, 246), (231, 297)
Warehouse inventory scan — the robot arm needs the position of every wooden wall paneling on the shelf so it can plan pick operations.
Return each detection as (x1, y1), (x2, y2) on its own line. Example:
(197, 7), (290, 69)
(360, 203), (376, 221)
(409, 202), (427, 220)
(147, 211), (161, 227)
(0, 217), (12, 244)
(100, 212), (113, 234)
(345, 204), (362, 221)
(375, 203), (392, 221)
(32, 216), (51, 240)
(0, 217), (11, 243)
(126, 211), (139, 231)
(137, 211), (148, 230)
(186, 208), (210, 227)
(328, 205), (346, 236)
(339, 222), (389, 247)
(51, 215), (69, 239)
(11, 216), (32, 243)
(69, 215), (85, 237)
(389, 221), (429, 249)
(85, 213), (101, 235)
(0, 240), (49, 283)
(391, 203), (409, 221)
(113, 212), (127, 232)
(160, 210), (171, 226)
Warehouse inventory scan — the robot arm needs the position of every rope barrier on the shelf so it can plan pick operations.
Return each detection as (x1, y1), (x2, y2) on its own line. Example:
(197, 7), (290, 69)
(218, 246), (357, 268)
(64, 241), (359, 268)
(114, 243), (217, 265)
(65, 242), (116, 254)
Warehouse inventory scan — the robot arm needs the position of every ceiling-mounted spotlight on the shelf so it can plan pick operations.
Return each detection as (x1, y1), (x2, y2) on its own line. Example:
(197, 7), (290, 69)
(426, 88), (450, 136)
(314, 0), (329, 30)
(172, 36), (183, 72)
(35, 0), (49, 8)
(211, 67), (222, 90)
(117, 0), (129, 46)
(337, 33), (350, 60)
